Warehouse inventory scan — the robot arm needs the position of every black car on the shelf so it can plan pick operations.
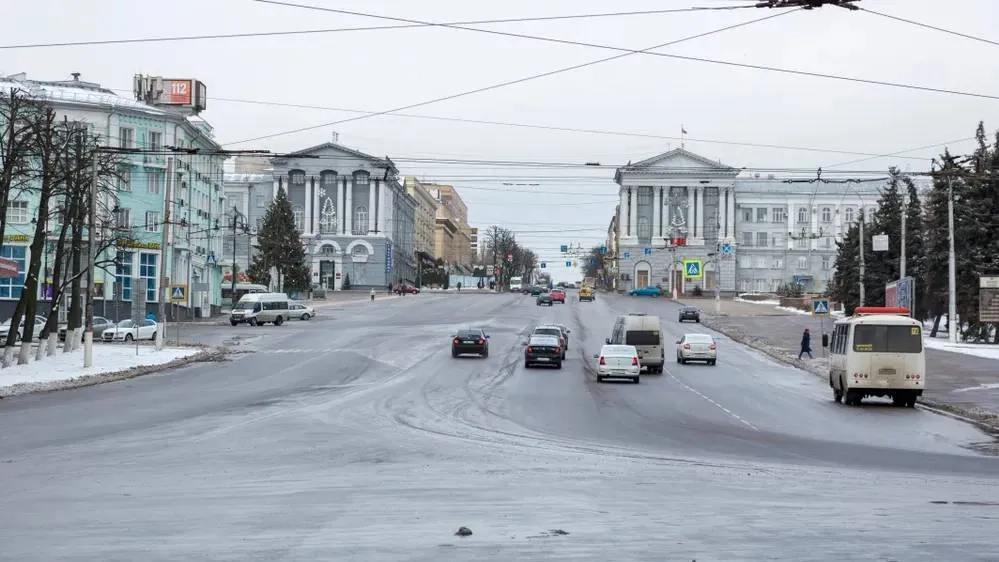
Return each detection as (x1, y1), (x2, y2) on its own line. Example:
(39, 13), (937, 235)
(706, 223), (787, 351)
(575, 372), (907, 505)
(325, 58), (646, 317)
(529, 286), (546, 296)
(678, 306), (700, 323)
(524, 334), (562, 369)
(536, 293), (553, 306)
(452, 328), (490, 357)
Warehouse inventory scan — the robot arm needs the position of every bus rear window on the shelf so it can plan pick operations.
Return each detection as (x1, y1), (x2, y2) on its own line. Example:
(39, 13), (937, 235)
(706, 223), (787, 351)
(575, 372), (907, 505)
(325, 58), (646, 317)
(853, 325), (922, 353)
(625, 330), (660, 346)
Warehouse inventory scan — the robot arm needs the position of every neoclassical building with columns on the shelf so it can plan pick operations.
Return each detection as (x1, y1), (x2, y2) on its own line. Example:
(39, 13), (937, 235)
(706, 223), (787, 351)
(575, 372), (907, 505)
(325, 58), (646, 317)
(613, 148), (739, 295)
(268, 142), (417, 289)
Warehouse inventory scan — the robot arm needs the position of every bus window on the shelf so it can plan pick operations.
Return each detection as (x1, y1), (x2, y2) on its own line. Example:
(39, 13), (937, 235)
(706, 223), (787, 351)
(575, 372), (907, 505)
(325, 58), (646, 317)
(852, 324), (922, 353)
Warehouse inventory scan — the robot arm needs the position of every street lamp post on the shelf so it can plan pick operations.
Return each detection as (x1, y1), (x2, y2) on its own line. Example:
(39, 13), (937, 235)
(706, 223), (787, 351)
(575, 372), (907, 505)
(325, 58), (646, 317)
(946, 173), (958, 344)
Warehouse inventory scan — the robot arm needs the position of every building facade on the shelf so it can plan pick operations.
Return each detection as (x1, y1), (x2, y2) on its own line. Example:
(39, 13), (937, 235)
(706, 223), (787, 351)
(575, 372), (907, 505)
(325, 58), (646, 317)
(404, 177), (440, 261)
(614, 148), (739, 295)
(0, 72), (226, 319)
(423, 183), (473, 268)
(268, 142), (417, 290)
(221, 169), (271, 288)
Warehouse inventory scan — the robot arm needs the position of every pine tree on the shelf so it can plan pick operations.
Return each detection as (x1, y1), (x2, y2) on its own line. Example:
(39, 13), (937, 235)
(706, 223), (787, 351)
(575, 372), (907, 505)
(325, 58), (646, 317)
(253, 187), (311, 292)
(828, 209), (877, 315)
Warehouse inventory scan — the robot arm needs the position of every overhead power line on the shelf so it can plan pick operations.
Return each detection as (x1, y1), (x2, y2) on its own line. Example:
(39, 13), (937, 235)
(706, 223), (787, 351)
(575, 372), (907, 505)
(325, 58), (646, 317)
(823, 136), (977, 168)
(224, 8), (799, 145)
(0, 6), (748, 50)
(858, 7), (999, 48)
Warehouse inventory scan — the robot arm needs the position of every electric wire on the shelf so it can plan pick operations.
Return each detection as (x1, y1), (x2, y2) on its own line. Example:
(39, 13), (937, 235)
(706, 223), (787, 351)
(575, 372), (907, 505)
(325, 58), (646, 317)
(858, 7), (999, 48)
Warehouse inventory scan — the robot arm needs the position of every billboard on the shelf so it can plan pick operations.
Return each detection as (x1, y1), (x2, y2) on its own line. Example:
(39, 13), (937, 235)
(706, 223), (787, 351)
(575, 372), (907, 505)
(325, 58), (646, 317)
(133, 75), (207, 114)
(885, 276), (914, 313)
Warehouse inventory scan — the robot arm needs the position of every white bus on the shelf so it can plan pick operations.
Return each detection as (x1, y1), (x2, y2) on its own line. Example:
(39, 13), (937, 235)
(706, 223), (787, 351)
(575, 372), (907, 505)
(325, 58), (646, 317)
(509, 276), (524, 292)
(827, 306), (924, 408)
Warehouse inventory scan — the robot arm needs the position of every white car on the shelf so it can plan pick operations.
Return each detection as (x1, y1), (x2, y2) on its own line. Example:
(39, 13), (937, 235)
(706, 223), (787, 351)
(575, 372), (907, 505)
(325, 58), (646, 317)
(289, 302), (315, 320)
(592, 344), (641, 384)
(676, 333), (717, 365)
(102, 319), (158, 342)
(0, 315), (47, 343)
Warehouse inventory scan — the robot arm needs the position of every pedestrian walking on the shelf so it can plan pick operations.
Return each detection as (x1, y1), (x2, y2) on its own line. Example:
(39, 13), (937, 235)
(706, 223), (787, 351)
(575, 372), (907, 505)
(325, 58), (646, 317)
(798, 328), (813, 359)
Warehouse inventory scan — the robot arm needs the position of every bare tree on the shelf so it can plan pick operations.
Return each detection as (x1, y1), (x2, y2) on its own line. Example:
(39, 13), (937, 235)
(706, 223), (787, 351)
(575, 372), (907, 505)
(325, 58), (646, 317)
(0, 89), (37, 245)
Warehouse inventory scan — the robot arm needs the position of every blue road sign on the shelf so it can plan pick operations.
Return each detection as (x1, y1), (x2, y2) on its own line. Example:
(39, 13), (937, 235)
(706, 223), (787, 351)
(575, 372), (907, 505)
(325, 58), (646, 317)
(599, 246), (607, 254)
(540, 262), (546, 269)
(812, 299), (830, 316)
(721, 243), (732, 254)
(623, 251), (631, 259)
(560, 245), (568, 253)
(565, 261), (572, 267)
(644, 247), (652, 256)
(590, 258), (598, 265)
(682, 259), (702, 279)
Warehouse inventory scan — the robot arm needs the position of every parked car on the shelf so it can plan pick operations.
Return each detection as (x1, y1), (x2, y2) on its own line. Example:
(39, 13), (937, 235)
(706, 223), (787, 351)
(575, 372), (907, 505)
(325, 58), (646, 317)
(395, 284), (420, 294)
(524, 334), (562, 369)
(592, 344), (641, 383)
(59, 316), (115, 342)
(0, 315), (48, 343)
(549, 289), (566, 303)
(676, 333), (718, 365)
(629, 286), (662, 297)
(102, 319), (157, 342)
(289, 302), (315, 320)
(678, 306), (701, 323)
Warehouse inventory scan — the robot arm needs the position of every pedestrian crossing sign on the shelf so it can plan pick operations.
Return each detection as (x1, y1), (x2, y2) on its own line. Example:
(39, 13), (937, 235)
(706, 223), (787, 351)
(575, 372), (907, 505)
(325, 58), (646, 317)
(682, 259), (703, 279)
(812, 299), (830, 316)
(170, 284), (187, 304)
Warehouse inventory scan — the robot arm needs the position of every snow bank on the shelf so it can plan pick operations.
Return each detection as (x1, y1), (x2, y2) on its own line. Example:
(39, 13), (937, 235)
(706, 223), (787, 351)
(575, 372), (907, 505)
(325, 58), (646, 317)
(0, 344), (205, 397)
(923, 338), (999, 360)
(734, 296), (780, 306)
(775, 305), (811, 315)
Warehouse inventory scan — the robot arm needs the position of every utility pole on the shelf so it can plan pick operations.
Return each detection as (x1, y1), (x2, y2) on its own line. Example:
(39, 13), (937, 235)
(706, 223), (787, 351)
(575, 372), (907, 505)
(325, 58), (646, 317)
(231, 206), (240, 302)
(491, 225), (498, 292)
(83, 152), (99, 368)
(858, 210), (866, 307)
(156, 157), (174, 351)
(900, 198), (907, 279)
(947, 173), (958, 344)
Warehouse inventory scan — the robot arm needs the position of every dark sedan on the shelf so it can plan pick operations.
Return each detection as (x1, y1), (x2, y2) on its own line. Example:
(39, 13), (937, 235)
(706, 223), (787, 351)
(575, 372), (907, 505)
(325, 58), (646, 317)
(536, 293), (553, 306)
(678, 306), (701, 323)
(524, 335), (562, 369)
(451, 328), (490, 358)
(529, 286), (546, 296)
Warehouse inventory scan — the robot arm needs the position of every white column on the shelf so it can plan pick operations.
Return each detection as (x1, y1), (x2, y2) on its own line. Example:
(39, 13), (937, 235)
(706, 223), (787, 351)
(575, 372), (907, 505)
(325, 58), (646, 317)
(335, 177), (344, 235)
(628, 187), (638, 239)
(617, 188), (626, 239)
(686, 187), (695, 238)
(304, 178), (313, 235)
(345, 179), (353, 235)
(272, 177), (279, 199)
(787, 201), (795, 250)
(653, 187), (662, 241)
(368, 181), (378, 234)
(727, 188), (735, 240)
(381, 186), (392, 237)
(695, 187), (705, 240)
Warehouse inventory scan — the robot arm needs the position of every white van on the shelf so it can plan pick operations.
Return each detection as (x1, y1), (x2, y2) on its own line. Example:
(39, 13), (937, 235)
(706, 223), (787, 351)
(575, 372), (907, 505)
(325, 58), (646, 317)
(230, 292), (291, 326)
(828, 306), (925, 407)
(606, 313), (664, 373)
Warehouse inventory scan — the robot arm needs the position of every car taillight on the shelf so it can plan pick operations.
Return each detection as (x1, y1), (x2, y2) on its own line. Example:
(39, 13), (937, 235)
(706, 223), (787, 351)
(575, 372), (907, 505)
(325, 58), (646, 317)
(555, 346), (561, 354)
(526, 346), (533, 353)
(598, 356), (606, 365)
(631, 356), (639, 365)
(709, 344), (716, 350)
(453, 338), (460, 345)
(683, 343), (690, 349)
(478, 338), (485, 345)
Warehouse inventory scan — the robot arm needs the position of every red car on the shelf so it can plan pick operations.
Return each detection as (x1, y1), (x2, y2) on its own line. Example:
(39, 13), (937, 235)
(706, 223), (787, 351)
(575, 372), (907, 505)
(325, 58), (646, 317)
(395, 284), (420, 294)
(549, 289), (566, 303)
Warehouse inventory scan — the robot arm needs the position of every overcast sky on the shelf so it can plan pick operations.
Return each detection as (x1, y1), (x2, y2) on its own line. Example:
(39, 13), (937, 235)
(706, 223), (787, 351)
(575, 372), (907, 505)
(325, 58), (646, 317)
(5, 0), (998, 281)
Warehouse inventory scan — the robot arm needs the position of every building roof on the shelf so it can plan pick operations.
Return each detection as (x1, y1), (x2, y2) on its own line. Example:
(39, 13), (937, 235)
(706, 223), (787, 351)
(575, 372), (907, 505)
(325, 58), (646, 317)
(615, 147), (740, 182)
(277, 141), (396, 170)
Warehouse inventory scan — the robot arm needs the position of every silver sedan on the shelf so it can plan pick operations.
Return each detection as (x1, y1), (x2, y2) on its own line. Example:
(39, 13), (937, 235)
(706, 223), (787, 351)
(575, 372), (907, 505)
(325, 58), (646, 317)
(676, 333), (718, 366)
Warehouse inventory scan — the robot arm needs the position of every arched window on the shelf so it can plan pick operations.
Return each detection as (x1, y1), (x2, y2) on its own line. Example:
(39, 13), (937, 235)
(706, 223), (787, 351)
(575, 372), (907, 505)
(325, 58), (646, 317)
(797, 207), (808, 224)
(320, 244), (338, 256)
(353, 171), (370, 186)
(292, 205), (304, 231)
(821, 207), (831, 222)
(351, 244), (368, 257)
(353, 206), (368, 235)
(844, 207), (855, 223)
(289, 170), (306, 185)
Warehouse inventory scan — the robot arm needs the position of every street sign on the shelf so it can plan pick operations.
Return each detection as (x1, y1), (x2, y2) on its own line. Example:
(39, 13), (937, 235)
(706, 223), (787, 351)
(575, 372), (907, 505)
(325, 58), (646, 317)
(873, 234), (889, 252)
(565, 261), (572, 267)
(721, 243), (732, 255)
(682, 259), (702, 279)
(170, 284), (187, 304)
(644, 247), (652, 256)
(812, 299), (830, 316)
(623, 251), (631, 259)
(599, 246), (607, 254)
(540, 262), (546, 268)
(560, 245), (568, 253)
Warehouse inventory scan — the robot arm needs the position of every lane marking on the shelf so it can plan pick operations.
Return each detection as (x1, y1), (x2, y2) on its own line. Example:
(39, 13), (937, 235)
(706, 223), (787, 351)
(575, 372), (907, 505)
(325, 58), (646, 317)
(665, 367), (759, 432)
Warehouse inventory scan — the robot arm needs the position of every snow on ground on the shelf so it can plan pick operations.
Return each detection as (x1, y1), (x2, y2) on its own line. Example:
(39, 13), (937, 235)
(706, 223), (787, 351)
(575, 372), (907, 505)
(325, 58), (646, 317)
(923, 338), (999, 360)
(0, 344), (201, 396)
(734, 296), (780, 305)
(775, 305), (811, 315)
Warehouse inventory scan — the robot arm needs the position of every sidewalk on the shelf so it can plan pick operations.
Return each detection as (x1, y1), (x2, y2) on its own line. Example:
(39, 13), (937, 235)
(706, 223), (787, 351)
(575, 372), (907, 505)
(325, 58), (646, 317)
(678, 297), (999, 428)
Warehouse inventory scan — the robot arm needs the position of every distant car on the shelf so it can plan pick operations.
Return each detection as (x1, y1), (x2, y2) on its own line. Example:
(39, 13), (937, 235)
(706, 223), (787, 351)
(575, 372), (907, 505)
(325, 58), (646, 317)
(529, 286), (546, 296)
(549, 289), (566, 303)
(102, 319), (157, 342)
(395, 284), (420, 294)
(676, 333), (717, 365)
(59, 316), (114, 342)
(532, 325), (567, 358)
(0, 315), (48, 343)
(678, 306), (700, 323)
(592, 344), (641, 384)
(451, 328), (489, 358)
(578, 286), (595, 302)
(536, 293), (553, 306)
(524, 334), (562, 369)
(289, 302), (315, 320)
(629, 286), (662, 297)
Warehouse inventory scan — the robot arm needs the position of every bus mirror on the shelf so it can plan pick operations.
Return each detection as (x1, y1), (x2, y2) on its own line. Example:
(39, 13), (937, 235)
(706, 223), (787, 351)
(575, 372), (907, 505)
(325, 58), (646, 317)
(822, 334), (829, 348)
(605, 337), (611, 344)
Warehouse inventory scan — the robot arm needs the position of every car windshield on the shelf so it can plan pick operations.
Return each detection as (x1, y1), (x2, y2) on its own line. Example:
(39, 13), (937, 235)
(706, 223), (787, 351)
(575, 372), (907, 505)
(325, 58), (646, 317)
(234, 301), (256, 310)
(682, 307), (698, 312)
(602, 345), (635, 356)
(117, 320), (135, 328)
(684, 334), (713, 343)
(534, 328), (561, 337)
(625, 330), (660, 346)
(530, 336), (559, 346)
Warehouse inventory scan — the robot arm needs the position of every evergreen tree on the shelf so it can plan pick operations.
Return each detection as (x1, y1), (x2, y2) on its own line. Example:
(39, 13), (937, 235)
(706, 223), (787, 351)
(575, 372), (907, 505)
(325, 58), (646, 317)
(828, 209), (878, 315)
(341, 273), (352, 290)
(253, 187), (311, 292)
(901, 176), (928, 320)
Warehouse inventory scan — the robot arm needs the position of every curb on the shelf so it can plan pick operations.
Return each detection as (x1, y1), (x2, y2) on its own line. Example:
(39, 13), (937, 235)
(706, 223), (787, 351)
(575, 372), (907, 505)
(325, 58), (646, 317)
(0, 346), (225, 398)
(698, 316), (999, 432)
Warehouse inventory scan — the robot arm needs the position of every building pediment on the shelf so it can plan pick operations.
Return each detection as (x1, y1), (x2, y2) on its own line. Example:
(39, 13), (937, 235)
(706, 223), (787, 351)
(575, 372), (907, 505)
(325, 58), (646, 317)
(615, 147), (739, 182)
(271, 142), (395, 172)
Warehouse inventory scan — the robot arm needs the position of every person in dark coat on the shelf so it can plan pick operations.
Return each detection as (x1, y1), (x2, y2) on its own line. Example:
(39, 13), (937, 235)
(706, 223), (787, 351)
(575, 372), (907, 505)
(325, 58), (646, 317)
(798, 328), (813, 359)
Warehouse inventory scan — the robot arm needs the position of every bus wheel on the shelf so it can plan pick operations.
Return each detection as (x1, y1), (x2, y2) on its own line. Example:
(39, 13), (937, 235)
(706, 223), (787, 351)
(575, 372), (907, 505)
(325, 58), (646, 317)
(892, 394), (907, 407)
(832, 382), (843, 404)
(905, 394), (918, 408)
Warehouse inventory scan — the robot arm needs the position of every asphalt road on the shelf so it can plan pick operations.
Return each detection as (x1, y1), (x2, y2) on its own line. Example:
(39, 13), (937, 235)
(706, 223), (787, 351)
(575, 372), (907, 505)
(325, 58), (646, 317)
(0, 291), (997, 561)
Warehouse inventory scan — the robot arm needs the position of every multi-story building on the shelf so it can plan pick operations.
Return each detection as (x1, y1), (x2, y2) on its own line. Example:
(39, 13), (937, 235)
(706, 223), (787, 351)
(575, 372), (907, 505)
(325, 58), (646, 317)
(733, 176), (880, 293)
(468, 227), (479, 263)
(613, 148), (738, 295)
(268, 141), (417, 289)
(403, 177), (440, 269)
(0, 72), (226, 319)
(423, 183), (473, 268)
(612, 147), (883, 295)
(221, 164), (271, 289)
(605, 208), (619, 289)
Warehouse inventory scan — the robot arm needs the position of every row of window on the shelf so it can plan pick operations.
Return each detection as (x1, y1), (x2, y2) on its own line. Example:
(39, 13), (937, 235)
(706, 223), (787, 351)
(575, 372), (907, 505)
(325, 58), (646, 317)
(741, 206), (875, 224)
(737, 256), (832, 270)
(740, 232), (835, 249)
(117, 127), (223, 180)
(288, 170), (369, 187)
(0, 245), (158, 301)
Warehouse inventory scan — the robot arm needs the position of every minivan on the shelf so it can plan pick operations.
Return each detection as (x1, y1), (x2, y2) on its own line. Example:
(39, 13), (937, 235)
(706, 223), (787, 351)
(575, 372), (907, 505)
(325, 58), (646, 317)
(230, 292), (291, 326)
(606, 313), (664, 373)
